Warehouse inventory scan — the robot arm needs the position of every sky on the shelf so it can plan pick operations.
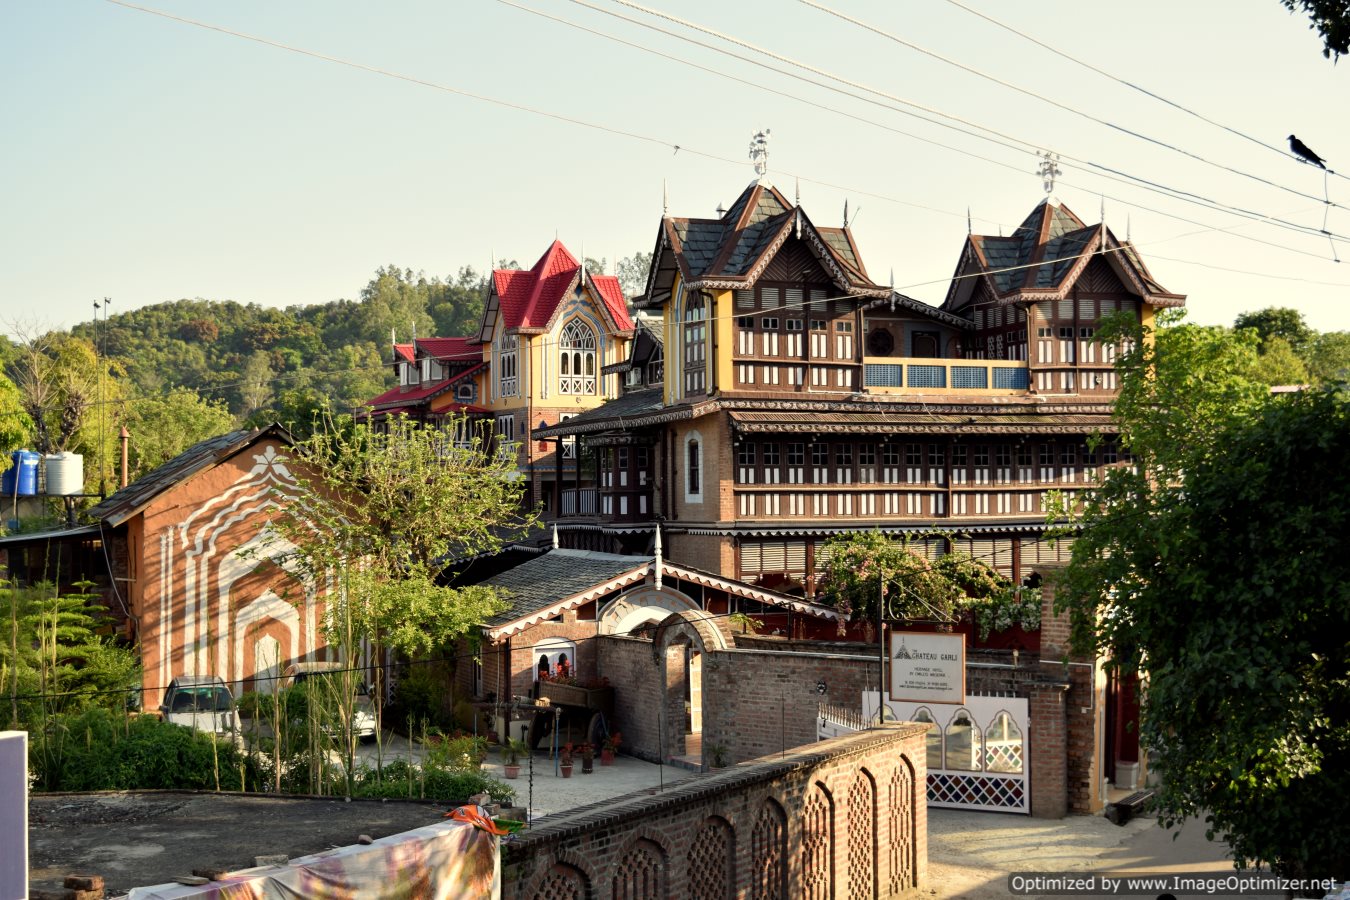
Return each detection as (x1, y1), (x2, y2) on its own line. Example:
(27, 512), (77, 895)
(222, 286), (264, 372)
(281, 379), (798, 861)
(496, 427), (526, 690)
(3, 0), (1348, 338)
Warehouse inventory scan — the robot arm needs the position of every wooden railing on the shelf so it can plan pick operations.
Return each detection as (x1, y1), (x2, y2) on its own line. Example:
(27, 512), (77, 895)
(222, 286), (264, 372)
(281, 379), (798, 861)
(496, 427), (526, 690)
(560, 488), (597, 516)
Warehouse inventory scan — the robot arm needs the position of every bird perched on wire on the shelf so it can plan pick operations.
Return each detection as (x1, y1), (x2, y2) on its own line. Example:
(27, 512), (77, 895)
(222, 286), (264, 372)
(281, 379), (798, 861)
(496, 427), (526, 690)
(1288, 135), (1327, 169)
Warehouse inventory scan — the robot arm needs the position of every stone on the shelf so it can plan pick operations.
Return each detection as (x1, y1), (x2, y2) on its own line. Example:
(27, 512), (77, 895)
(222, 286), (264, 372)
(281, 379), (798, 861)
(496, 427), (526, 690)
(173, 876), (209, 886)
(192, 868), (229, 881)
(357, 834), (373, 845)
(63, 876), (104, 892)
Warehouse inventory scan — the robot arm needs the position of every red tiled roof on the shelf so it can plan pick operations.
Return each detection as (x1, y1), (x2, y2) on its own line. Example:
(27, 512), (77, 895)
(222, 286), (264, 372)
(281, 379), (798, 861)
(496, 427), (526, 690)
(394, 343), (415, 363)
(364, 381), (449, 408)
(493, 241), (633, 332)
(416, 337), (478, 362)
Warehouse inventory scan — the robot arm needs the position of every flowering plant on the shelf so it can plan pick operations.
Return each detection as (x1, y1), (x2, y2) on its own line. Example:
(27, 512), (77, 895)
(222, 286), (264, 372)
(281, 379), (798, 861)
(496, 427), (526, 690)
(602, 731), (622, 753)
(560, 743), (574, 766)
(538, 660), (577, 685)
(958, 586), (1042, 640)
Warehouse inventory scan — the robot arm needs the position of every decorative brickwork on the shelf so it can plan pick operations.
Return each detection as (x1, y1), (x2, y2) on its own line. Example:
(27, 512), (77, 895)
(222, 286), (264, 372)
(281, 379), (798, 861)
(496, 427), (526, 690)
(889, 759), (917, 895)
(500, 727), (927, 899)
(847, 769), (877, 900)
(687, 816), (734, 900)
(800, 782), (833, 900)
(612, 838), (665, 899)
(531, 862), (589, 900)
(751, 799), (788, 900)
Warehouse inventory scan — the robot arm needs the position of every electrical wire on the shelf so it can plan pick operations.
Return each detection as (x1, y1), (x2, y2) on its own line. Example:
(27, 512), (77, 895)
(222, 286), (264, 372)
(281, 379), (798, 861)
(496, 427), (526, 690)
(797, 0), (1339, 202)
(591, 0), (1346, 243)
(938, 0), (1349, 182)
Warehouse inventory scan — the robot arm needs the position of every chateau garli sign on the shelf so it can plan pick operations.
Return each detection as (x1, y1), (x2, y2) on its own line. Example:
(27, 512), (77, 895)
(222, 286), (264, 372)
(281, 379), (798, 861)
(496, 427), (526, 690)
(889, 632), (966, 704)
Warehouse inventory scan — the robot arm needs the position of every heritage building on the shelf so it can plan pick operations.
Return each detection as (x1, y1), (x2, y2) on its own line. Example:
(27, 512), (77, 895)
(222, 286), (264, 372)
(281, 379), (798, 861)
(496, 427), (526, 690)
(535, 175), (1184, 597)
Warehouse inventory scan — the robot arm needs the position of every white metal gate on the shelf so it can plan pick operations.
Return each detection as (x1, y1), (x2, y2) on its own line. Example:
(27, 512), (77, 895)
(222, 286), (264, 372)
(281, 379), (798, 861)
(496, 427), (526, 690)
(858, 691), (1030, 814)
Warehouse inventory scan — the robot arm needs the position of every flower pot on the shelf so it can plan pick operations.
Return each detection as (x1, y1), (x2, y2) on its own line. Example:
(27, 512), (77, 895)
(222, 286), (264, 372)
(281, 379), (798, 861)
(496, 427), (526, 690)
(560, 764), (573, 779)
(504, 764), (520, 780)
(600, 750), (615, 766)
(581, 759), (594, 774)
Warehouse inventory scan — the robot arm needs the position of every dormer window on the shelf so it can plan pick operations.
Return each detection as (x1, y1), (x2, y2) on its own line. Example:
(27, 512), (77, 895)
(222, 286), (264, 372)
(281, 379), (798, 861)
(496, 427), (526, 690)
(559, 319), (597, 395)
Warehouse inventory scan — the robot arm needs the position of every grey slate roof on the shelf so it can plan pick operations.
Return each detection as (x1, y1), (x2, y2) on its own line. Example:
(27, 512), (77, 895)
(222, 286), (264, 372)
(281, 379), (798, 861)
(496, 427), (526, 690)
(481, 550), (649, 626)
(85, 425), (288, 528)
(532, 389), (669, 438)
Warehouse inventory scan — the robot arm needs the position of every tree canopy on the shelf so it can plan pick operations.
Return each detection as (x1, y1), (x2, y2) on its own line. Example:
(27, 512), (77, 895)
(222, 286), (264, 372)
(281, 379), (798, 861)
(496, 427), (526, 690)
(1280, 0), (1350, 60)
(1054, 309), (1349, 876)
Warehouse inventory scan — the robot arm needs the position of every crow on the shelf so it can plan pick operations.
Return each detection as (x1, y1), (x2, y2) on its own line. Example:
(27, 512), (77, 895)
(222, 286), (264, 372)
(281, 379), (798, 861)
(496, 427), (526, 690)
(1288, 134), (1327, 169)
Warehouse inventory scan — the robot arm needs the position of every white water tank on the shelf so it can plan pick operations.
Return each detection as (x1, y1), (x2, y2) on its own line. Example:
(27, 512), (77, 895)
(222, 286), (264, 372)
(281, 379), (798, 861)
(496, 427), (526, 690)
(45, 452), (84, 496)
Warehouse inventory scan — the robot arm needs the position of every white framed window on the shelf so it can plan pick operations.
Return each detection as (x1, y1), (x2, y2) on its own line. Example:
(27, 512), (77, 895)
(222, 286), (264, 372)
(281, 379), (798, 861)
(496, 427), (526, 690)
(533, 638), (578, 682)
(559, 319), (597, 395)
(683, 291), (707, 395)
(497, 332), (518, 397)
(559, 413), (577, 459)
(684, 430), (704, 503)
(496, 415), (516, 463)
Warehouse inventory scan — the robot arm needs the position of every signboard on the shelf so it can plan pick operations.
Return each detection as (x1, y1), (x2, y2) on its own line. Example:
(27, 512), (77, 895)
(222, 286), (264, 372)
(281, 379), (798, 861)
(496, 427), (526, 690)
(889, 632), (965, 704)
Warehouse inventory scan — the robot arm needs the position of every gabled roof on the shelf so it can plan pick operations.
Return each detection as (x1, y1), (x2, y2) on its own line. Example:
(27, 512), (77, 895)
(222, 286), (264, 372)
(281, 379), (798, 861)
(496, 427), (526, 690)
(85, 425), (291, 528)
(942, 198), (1185, 311)
(415, 337), (478, 364)
(488, 241), (634, 336)
(363, 362), (486, 411)
(393, 343), (415, 363)
(643, 181), (888, 306)
(475, 548), (841, 639)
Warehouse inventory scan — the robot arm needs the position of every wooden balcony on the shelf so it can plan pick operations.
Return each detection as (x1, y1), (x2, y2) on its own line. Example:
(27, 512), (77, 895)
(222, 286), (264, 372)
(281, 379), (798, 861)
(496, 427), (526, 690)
(560, 488), (597, 516)
(863, 357), (1029, 394)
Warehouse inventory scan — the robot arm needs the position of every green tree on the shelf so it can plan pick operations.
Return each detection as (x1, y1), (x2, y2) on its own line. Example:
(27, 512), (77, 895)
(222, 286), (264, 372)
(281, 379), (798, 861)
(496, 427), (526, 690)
(238, 350), (274, 418)
(0, 372), (34, 463)
(617, 251), (654, 298)
(1053, 309), (1349, 876)
(1250, 336), (1311, 386)
(1305, 331), (1350, 384)
(1280, 0), (1350, 60)
(267, 414), (533, 790)
(121, 387), (237, 481)
(1234, 306), (1314, 353)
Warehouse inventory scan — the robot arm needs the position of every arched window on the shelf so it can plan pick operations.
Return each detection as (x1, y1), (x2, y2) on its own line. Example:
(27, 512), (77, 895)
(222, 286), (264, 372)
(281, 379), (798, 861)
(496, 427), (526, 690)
(912, 707), (943, 770)
(686, 435), (702, 500)
(945, 709), (984, 771)
(560, 319), (597, 395)
(533, 638), (578, 682)
(497, 331), (518, 397)
(985, 711), (1024, 773)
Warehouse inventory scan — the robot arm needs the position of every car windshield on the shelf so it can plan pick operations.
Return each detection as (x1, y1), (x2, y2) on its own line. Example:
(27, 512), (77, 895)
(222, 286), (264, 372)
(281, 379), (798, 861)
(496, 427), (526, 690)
(171, 686), (233, 712)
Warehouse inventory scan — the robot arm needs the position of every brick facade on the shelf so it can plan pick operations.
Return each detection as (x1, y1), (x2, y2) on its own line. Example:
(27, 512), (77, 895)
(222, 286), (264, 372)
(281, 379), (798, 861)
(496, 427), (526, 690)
(501, 726), (928, 899)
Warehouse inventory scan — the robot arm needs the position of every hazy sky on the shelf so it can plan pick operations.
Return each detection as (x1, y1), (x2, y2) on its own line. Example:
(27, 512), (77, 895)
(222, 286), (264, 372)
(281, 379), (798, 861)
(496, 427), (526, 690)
(3, 0), (1347, 337)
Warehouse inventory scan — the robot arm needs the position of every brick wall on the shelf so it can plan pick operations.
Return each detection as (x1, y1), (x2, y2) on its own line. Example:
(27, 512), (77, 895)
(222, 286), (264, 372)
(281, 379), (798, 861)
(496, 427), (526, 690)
(702, 650), (881, 766)
(597, 635), (665, 763)
(502, 725), (929, 900)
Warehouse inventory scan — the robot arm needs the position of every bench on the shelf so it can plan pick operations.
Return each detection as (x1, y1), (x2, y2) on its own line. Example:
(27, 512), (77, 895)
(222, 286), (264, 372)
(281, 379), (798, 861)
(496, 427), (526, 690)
(1105, 789), (1154, 826)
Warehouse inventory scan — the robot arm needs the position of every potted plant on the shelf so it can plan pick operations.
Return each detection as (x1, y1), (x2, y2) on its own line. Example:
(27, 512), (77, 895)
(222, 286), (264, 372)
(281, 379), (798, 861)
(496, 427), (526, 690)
(600, 731), (622, 765)
(577, 741), (595, 774)
(501, 737), (528, 779)
(706, 741), (730, 770)
(559, 743), (574, 778)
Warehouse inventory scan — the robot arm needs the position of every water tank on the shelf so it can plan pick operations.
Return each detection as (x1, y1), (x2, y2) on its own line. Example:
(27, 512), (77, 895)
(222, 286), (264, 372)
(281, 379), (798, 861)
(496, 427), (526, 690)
(45, 452), (85, 496)
(1, 450), (41, 496)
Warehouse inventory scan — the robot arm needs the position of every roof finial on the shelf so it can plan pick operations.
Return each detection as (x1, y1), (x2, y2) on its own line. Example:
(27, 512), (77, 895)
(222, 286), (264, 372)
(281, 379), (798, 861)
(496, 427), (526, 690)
(748, 128), (771, 181)
(1100, 193), (1106, 225)
(552, 524), (560, 549)
(1126, 214), (1132, 242)
(391, 327), (396, 348)
(843, 198), (849, 228)
(1037, 149), (1061, 197)
(967, 206), (972, 236)
(889, 267), (895, 288)
(662, 178), (669, 216)
(794, 176), (800, 206)
(653, 524), (663, 590)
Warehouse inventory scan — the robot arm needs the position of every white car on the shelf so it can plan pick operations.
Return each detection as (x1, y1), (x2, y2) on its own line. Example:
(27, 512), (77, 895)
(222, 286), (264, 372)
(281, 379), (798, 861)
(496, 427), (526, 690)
(159, 675), (242, 736)
(285, 662), (378, 741)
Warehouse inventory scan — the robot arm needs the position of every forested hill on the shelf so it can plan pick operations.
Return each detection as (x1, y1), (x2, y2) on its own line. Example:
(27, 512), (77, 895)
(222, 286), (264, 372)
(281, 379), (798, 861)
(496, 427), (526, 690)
(68, 265), (494, 430)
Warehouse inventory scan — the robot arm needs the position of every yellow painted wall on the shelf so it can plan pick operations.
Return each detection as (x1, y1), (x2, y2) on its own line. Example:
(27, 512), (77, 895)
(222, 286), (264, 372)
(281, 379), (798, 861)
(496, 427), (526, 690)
(710, 288), (733, 395)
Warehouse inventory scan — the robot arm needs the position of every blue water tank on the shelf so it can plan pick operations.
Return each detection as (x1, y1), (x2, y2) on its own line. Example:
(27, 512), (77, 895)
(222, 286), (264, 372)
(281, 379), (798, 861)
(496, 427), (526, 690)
(1, 450), (40, 496)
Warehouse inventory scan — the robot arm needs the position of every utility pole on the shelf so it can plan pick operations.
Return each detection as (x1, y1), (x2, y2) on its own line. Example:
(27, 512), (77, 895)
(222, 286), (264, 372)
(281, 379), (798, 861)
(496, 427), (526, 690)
(94, 298), (110, 498)
(877, 567), (886, 723)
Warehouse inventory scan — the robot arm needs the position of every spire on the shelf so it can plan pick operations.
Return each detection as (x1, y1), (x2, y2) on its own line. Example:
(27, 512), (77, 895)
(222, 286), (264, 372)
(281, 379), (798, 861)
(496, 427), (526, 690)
(1100, 194), (1106, 225)
(967, 206), (972, 236)
(1037, 149), (1061, 200)
(794, 176), (800, 207)
(653, 525), (663, 590)
(748, 128), (771, 182)
(552, 524), (560, 550)
(843, 198), (849, 228)
(662, 178), (669, 216)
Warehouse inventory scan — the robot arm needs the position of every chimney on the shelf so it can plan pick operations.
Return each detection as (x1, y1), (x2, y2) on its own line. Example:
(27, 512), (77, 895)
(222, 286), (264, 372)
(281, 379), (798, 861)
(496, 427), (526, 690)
(119, 426), (130, 488)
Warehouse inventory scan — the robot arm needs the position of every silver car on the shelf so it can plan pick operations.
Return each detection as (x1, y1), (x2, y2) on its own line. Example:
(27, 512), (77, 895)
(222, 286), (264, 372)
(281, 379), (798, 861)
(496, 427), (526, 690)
(285, 662), (378, 741)
(159, 675), (242, 736)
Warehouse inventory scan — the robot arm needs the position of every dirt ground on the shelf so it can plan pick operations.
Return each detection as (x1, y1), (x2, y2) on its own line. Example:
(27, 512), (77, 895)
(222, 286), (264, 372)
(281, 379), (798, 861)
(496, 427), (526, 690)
(28, 792), (448, 895)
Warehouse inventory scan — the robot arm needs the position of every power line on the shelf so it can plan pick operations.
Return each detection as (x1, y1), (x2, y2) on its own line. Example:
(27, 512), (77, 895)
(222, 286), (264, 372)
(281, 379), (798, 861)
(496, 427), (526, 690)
(798, 0), (1340, 203)
(591, 0), (1346, 245)
(538, 0), (1349, 259)
(102, 0), (1350, 289)
(938, 0), (1349, 183)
